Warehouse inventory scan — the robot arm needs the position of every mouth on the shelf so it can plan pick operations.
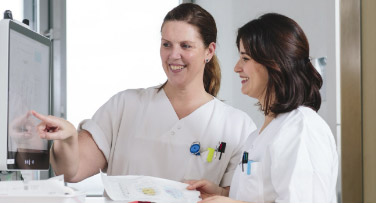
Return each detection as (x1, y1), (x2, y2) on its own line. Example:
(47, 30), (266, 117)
(240, 77), (249, 84)
(169, 64), (186, 72)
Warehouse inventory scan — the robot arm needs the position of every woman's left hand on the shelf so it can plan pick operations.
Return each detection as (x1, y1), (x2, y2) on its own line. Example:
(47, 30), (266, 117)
(199, 195), (242, 203)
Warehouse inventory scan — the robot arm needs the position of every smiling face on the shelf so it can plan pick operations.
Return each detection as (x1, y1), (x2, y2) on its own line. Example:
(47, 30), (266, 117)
(160, 21), (213, 90)
(234, 40), (269, 101)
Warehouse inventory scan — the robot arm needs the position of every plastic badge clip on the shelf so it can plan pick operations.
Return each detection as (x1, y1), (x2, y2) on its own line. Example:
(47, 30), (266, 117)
(190, 142), (201, 156)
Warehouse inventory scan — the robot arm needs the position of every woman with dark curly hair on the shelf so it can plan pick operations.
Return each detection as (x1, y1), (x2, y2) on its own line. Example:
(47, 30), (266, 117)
(187, 13), (338, 203)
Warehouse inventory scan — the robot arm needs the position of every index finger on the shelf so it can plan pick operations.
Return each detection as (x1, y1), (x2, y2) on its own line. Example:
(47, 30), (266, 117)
(184, 180), (197, 185)
(31, 110), (57, 125)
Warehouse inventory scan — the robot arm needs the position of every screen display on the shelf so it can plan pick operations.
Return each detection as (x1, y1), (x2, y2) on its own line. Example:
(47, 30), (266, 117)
(7, 27), (50, 169)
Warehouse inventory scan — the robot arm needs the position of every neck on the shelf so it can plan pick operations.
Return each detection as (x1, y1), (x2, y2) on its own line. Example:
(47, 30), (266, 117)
(164, 81), (209, 100)
(258, 92), (275, 134)
(163, 82), (213, 119)
(257, 88), (275, 112)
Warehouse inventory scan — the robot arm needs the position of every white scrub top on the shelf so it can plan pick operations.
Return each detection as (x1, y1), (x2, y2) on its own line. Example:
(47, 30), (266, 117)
(229, 106), (338, 202)
(78, 86), (256, 187)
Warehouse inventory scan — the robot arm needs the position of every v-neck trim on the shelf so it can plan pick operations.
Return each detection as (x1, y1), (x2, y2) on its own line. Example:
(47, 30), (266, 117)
(257, 114), (279, 136)
(258, 117), (275, 135)
(160, 88), (216, 121)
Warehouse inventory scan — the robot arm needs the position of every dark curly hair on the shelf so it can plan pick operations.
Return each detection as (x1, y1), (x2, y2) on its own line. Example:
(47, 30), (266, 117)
(236, 13), (323, 115)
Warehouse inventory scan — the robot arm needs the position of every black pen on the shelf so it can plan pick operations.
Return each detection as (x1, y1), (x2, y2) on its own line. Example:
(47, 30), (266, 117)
(219, 142), (226, 160)
(242, 151), (248, 172)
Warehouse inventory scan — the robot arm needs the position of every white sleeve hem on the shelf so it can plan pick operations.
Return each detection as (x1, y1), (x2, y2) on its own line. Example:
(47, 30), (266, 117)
(78, 119), (111, 162)
(219, 170), (234, 187)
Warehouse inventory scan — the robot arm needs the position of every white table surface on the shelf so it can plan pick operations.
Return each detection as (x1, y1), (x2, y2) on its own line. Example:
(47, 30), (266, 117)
(85, 197), (134, 203)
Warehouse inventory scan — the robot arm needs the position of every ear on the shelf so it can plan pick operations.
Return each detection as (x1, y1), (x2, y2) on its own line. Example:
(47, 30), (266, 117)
(205, 42), (216, 61)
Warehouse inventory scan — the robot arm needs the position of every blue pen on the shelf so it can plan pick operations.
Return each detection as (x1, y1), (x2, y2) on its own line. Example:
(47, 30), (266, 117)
(247, 160), (254, 175)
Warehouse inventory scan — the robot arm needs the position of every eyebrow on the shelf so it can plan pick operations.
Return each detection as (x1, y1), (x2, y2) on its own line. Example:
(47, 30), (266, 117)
(161, 38), (195, 44)
(240, 51), (250, 56)
(181, 41), (195, 44)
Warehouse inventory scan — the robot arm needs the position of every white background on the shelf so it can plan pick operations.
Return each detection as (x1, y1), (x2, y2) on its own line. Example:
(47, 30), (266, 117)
(66, 0), (179, 195)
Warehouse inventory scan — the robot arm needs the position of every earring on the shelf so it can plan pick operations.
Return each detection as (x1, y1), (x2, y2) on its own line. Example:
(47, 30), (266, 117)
(205, 59), (209, 63)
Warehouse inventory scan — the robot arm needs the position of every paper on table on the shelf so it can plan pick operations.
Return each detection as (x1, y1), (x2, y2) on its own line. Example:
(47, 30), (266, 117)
(101, 172), (201, 203)
(0, 175), (68, 196)
(0, 175), (86, 202)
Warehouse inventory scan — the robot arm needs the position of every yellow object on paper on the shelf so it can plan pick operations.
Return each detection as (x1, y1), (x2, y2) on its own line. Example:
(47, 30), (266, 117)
(101, 172), (200, 202)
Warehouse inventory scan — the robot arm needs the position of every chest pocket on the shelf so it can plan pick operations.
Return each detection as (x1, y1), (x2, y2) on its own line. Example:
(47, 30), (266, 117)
(236, 161), (264, 202)
(183, 149), (225, 185)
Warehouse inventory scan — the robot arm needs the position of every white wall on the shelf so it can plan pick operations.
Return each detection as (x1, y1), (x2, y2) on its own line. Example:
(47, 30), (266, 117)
(195, 0), (339, 140)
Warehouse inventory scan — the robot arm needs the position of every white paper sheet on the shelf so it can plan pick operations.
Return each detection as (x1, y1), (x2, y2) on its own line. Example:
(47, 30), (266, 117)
(101, 172), (201, 203)
(0, 175), (67, 196)
(0, 175), (86, 202)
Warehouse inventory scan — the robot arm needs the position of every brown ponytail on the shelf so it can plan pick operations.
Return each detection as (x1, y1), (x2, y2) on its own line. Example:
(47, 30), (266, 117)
(204, 55), (221, 96)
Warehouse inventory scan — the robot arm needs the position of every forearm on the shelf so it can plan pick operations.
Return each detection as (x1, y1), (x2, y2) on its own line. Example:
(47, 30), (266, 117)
(50, 132), (79, 181)
(221, 186), (230, 196)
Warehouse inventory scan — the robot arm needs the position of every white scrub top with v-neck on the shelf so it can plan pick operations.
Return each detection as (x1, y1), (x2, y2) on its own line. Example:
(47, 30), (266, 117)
(78, 86), (256, 187)
(229, 106), (338, 202)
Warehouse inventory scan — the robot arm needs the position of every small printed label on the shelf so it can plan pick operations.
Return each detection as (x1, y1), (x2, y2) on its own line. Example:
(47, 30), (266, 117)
(7, 159), (15, 164)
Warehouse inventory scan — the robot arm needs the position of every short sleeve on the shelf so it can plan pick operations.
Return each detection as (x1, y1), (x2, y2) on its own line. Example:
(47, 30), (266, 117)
(219, 143), (244, 187)
(77, 93), (123, 162)
(220, 112), (257, 187)
(268, 118), (314, 202)
(269, 116), (336, 202)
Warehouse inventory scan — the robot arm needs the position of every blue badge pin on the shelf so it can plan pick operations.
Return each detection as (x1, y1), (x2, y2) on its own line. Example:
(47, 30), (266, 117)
(190, 142), (201, 156)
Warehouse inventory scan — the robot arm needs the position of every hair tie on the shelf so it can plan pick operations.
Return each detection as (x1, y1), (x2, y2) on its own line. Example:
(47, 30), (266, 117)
(304, 57), (311, 64)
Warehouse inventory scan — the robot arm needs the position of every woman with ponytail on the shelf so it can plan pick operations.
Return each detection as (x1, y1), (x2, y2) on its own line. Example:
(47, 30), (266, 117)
(31, 3), (256, 193)
(188, 13), (338, 203)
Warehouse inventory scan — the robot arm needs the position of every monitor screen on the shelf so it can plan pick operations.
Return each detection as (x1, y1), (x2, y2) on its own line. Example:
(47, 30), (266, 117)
(4, 20), (51, 170)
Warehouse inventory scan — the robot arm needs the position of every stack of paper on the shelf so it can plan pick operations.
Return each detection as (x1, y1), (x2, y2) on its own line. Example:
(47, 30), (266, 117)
(101, 173), (201, 203)
(0, 175), (85, 202)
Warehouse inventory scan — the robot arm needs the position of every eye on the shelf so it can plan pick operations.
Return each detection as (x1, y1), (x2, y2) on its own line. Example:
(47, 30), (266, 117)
(162, 42), (170, 48)
(181, 43), (192, 49)
(242, 57), (250, 62)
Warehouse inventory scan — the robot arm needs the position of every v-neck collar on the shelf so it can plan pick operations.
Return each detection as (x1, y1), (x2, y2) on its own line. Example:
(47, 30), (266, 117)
(259, 113), (282, 136)
(160, 88), (215, 121)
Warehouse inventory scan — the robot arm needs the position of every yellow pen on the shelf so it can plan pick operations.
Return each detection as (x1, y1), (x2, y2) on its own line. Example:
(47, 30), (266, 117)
(207, 148), (215, 162)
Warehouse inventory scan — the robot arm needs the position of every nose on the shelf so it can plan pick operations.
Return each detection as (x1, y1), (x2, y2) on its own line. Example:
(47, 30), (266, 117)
(170, 46), (182, 60)
(234, 60), (242, 73)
